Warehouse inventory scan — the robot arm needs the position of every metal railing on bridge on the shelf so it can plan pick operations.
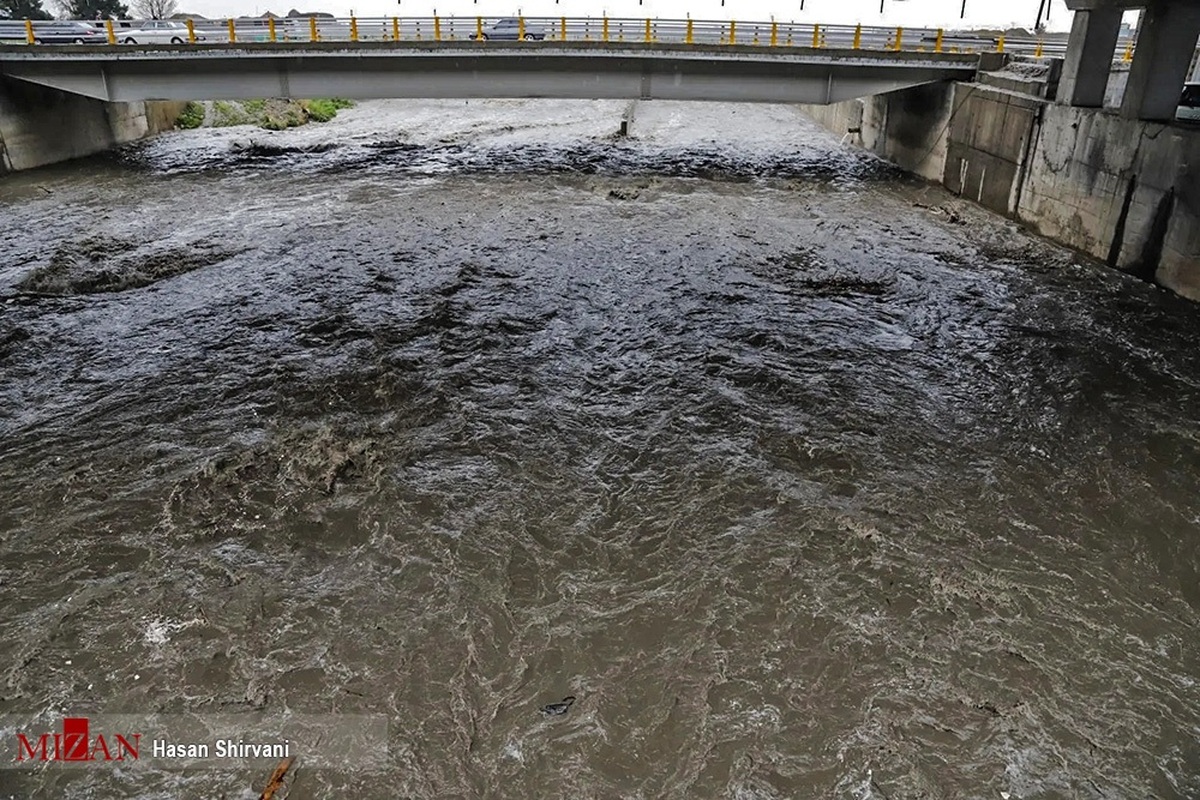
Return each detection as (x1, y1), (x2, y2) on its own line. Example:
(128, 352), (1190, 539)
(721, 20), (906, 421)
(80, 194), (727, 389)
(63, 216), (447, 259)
(0, 16), (1138, 63)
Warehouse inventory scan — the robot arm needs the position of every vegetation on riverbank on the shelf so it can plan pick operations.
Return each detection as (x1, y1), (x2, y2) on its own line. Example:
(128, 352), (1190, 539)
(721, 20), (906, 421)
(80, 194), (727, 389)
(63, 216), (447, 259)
(174, 98), (355, 131)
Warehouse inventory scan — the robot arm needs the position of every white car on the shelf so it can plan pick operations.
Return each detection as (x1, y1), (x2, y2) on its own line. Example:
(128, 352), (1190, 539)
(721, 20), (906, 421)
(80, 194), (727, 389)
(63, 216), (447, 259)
(1179, 83), (1200, 122)
(118, 20), (205, 44)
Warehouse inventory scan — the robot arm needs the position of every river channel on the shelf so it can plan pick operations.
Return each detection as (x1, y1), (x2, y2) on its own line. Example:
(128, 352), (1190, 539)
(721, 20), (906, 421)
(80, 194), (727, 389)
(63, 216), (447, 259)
(0, 99), (1198, 798)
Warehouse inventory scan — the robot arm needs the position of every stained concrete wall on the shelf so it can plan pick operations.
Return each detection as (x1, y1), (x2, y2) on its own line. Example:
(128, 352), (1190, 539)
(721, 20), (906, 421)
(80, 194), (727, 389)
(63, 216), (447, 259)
(803, 81), (1200, 301)
(0, 78), (184, 173)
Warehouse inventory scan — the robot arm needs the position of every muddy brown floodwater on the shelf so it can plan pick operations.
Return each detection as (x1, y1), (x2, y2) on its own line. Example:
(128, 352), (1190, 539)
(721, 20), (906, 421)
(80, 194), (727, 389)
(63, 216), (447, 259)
(0, 99), (1198, 799)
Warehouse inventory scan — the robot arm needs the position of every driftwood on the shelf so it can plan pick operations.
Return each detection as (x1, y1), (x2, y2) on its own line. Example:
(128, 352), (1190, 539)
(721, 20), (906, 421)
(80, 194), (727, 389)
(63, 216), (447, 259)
(259, 755), (296, 800)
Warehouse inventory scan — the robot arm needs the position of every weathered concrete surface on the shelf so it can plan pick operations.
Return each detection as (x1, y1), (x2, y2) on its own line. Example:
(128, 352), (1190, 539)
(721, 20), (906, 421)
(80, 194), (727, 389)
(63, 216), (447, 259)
(0, 77), (183, 172)
(803, 80), (1200, 301)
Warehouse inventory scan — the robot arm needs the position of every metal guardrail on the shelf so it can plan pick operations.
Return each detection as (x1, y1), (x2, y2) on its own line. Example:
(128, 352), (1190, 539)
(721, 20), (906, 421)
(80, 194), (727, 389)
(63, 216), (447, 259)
(0, 16), (1139, 62)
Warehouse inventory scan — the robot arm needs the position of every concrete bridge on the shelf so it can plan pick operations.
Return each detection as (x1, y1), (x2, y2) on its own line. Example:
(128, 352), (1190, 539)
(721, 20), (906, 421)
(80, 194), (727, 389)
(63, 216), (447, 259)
(0, 40), (984, 105)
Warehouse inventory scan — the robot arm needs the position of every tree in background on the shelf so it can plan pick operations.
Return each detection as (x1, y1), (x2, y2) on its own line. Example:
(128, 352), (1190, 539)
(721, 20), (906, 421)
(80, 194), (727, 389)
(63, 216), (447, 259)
(51, 0), (129, 18)
(132, 0), (174, 18)
(0, 0), (54, 18)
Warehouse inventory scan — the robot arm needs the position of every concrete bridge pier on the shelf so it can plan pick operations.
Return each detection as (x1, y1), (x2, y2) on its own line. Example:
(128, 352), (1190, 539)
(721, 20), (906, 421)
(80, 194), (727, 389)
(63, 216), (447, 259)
(1058, 6), (1124, 107)
(1120, 2), (1200, 120)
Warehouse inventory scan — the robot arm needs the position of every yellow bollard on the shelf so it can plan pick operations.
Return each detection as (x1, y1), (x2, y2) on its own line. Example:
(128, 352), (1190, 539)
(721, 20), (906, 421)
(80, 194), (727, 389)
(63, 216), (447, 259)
(393, 17), (400, 40)
(893, 26), (903, 51)
(24, 19), (34, 44)
(186, 18), (196, 43)
(227, 18), (236, 43)
(268, 17), (276, 42)
(996, 34), (1004, 53)
(935, 28), (943, 53)
(686, 18), (693, 45)
(310, 16), (318, 41)
(476, 16), (482, 40)
(811, 23), (820, 48)
(1035, 38), (1043, 58)
(644, 18), (651, 43)
(1123, 40), (1134, 62)
(729, 19), (736, 45)
(434, 16), (441, 41)
(105, 18), (116, 45)
(350, 15), (358, 41)
(602, 16), (608, 42)
(852, 23), (861, 49)
(769, 21), (777, 47)
(518, 16), (524, 39)
(560, 17), (566, 40)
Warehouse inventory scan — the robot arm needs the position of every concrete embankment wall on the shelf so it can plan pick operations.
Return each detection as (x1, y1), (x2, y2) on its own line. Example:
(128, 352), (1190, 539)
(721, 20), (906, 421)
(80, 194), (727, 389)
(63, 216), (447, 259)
(804, 82), (1200, 301)
(0, 78), (184, 173)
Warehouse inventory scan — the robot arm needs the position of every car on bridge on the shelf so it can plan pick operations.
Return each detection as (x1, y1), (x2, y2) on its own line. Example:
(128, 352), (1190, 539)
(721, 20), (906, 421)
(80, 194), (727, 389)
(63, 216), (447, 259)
(117, 20), (206, 44)
(468, 18), (546, 41)
(0, 19), (108, 44)
(1179, 83), (1200, 122)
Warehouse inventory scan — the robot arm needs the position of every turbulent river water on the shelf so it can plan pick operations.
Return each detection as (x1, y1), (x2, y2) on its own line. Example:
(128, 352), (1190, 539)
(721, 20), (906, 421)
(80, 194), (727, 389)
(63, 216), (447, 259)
(0, 99), (1198, 799)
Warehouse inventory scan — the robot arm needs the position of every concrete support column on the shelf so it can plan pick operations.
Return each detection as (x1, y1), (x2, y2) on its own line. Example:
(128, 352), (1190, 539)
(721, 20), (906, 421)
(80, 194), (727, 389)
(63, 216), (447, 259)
(1057, 7), (1124, 107)
(1121, 2), (1200, 120)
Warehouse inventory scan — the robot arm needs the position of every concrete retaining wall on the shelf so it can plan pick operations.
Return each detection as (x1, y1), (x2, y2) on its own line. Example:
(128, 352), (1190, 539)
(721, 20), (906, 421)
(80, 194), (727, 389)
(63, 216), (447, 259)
(803, 81), (1200, 301)
(0, 78), (184, 173)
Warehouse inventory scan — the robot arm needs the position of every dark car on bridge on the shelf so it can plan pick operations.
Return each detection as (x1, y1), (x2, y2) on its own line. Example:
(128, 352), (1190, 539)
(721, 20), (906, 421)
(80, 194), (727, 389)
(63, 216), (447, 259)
(0, 20), (108, 44)
(468, 18), (546, 41)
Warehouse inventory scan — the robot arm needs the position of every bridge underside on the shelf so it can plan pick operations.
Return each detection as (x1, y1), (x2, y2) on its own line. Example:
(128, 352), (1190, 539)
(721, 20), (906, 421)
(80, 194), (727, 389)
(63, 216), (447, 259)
(0, 42), (978, 104)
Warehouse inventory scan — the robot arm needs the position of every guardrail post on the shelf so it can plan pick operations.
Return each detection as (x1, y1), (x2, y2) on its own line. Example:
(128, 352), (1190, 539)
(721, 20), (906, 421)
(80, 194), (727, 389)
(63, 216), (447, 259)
(268, 17), (276, 42)
(811, 23), (819, 48)
(434, 15), (441, 41)
(996, 33), (1004, 53)
(852, 23), (861, 49)
(105, 18), (116, 45)
(602, 16), (608, 42)
(475, 17), (482, 40)
(935, 28), (943, 53)
(769, 21), (777, 47)
(685, 18), (693, 44)
(518, 16), (525, 39)
(350, 15), (358, 41)
(1122, 40), (1134, 62)
(893, 26), (903, 51)
(226, 18), (236, 43)
(560, 17), (566, 40)
(309, 16), (318, 41)
(729, 19), (736, 45)
(186, 18), (196, 43)
(1034, 38), (1043, 58)
(24, 19), (34, 44)
(644, 18), (651, 43)
(393, 17), (400, 40)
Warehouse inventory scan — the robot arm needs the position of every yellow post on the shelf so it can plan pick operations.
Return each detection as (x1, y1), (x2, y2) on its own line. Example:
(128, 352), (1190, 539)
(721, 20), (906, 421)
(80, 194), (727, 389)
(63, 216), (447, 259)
(852, 23), (861, 49)
(686, 18), (693, 44)
(186, 18), (196, 43)
(105, 18), (116, 45)
(935, 28), (943, 53)
(24, 19), (34, 44)
(1123, 40), (1134, 62)
(434, 15), (441, 41)
(893, 26), (903, 51)
(729, 19), (736, 45)
(602, 16), (608, 42)
(811, 23), (819, 48)
(996, 33), (1004, 53)
(560, 17), (566, 40)
(268, 17), (276, 42)
(309, 16), (318, 41)
(518, 16), (524, 39)
(769, 21), (777, 47)
(393, 17), (400, 40)
(1034, 38), (1043, 58)
(644, 18), (651, 43)
(227, 18), (236, 43)
(350, 15), (358, 41)
(475, 17), (482, 40)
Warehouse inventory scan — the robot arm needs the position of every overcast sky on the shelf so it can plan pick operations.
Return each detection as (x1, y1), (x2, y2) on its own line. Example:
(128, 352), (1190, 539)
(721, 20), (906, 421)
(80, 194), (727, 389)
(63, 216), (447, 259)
(177, 0), (1141, 32)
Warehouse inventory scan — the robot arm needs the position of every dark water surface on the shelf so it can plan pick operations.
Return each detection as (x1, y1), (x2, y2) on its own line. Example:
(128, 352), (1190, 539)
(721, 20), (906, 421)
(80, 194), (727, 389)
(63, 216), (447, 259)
(1, 100), (1198, 799)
